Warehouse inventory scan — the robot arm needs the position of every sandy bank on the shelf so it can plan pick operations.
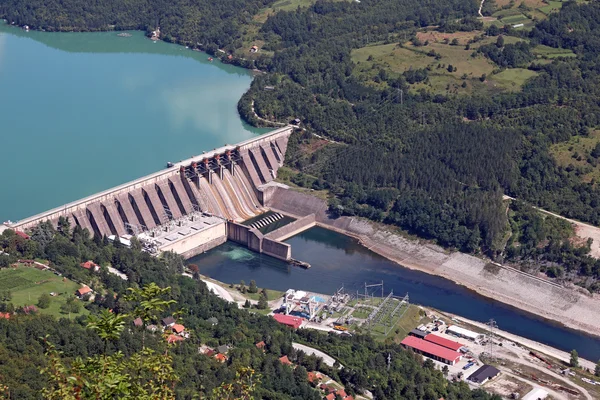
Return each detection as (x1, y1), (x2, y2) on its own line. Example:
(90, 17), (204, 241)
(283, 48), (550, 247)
(266, 187), (600, 337)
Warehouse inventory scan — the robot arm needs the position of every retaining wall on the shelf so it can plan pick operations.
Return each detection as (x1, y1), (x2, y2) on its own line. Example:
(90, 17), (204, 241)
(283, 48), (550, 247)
(265, 214), (316, 241)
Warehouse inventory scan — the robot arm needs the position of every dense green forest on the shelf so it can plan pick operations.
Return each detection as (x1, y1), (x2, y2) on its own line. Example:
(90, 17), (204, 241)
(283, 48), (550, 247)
(0, 225), (501, 399)
(3, 0), (600, 287)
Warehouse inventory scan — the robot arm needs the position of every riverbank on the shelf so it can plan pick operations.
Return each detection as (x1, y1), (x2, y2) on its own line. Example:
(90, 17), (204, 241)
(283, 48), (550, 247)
(266, 187), (600, 338)
(196, 270), (595, 380)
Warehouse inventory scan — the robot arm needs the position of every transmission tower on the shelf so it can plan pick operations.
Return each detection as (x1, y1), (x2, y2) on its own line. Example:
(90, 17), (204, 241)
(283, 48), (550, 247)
(486, 319), (498, 361)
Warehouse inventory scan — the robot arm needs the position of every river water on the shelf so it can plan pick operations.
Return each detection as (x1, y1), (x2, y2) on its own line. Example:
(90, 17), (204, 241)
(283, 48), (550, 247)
(190, 226), (600, 360)
(0, 23), (263, 222)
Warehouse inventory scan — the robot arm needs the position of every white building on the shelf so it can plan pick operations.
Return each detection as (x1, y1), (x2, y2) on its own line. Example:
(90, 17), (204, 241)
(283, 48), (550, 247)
(446, 325), (482, 341)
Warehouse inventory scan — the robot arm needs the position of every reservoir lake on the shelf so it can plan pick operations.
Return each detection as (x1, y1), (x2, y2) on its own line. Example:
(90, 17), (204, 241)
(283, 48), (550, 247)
(0, 22), (264, 223)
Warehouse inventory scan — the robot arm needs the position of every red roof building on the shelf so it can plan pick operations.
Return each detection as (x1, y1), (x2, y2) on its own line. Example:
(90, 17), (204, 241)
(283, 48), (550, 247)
(272, 314), (303, 329)
(256, 341), (266, 350)
(279, 355), (292, 365)
(337, 389), (347, 398)
(171, 324), (185, 334)
(424, 334), (464, 352)
(0, 312), (10, 319)
(167, 334), (185, 344)
(215, 353), (228, 363)
(76, 286), (92, 298)
(80, 261), (100, 272)
(325, 394), (335, 400)
(401, 336), (462, 365)
(307, 371), (322, 384)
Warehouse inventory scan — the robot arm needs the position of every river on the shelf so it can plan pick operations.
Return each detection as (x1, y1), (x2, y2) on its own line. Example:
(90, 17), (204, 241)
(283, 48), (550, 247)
(190, 226), (600, 360)
(0, 22), (264, 223)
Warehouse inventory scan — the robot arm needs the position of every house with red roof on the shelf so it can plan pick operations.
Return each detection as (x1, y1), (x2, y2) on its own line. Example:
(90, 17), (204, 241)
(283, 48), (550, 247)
(279, 355), (292, 365)
(256, 341), (266, 351)
(0, 312), (10, 319)
(325, 394), (335, 400)
(215, 353), (228, 363)
(75, 286), (92, 299)
(80, 261), (100, 272)
(167, 334), (185, 344)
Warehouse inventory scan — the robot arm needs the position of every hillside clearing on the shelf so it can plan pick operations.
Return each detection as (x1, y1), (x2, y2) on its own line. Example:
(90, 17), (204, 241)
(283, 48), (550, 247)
(0, 267), (88, 318)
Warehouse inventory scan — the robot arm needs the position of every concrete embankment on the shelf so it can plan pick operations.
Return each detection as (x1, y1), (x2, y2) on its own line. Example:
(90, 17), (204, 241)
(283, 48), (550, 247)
(266, 187), (600, 337)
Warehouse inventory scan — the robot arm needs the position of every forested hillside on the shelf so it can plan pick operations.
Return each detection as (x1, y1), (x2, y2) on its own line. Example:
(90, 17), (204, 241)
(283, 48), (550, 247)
(0, 225), (501, 399)
(3, 0), (600, 289)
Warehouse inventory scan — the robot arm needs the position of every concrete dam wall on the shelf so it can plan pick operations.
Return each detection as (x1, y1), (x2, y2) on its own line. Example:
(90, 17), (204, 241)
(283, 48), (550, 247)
(6, 127), (293, 238)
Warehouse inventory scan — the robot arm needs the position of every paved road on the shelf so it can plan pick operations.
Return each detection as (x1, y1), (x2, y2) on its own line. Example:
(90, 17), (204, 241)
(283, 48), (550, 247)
(292, 342), (342, 368)
(201, 279), (234, 302)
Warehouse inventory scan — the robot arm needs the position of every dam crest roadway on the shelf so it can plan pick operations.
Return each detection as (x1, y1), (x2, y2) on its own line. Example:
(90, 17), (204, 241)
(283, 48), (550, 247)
(3, 127), (309, 260)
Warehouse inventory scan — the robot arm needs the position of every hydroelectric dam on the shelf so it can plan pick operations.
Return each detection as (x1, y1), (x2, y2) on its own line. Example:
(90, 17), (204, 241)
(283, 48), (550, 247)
(2, 127), (315, 260)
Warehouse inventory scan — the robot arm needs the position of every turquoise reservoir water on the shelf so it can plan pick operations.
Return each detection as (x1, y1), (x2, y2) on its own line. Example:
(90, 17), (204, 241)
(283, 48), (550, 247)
(0, 23), (263, 222)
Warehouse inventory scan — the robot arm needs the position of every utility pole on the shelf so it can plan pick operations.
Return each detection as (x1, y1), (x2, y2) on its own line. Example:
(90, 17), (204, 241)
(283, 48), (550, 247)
(486, 319), (498, 361)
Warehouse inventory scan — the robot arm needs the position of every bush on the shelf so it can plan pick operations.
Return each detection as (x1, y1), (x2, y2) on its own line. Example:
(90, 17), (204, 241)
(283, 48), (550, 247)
(37, 293), (51, 309)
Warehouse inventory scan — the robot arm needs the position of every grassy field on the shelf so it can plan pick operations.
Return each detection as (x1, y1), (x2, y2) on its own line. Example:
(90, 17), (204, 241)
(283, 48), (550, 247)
(352, 38), (537, 95)
(491, 68), (538, 90)
(0, 267), (87, 318)
(551, 130), (600, 184)
(245, 288), (284, 301)
(532, 44), (576, 58)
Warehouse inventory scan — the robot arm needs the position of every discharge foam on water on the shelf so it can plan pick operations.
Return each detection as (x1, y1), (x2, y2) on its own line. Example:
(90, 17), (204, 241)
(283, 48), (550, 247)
(223, 248), (255, 262)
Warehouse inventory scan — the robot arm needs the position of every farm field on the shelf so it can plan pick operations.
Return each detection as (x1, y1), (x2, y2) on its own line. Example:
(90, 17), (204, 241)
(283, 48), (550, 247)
(0, 267), (88, 318)
(487, 0), (566, 29)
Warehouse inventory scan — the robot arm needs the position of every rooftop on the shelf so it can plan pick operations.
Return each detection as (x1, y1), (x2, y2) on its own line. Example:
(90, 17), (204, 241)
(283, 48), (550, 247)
(76, 287), (92, 296)
(424, 333), (464, 351)
(137, 213), (224, 253)
(279, 355), (292, 365)
(401, 336), (462, 362)
(272, 313), (303, 329)
(467, 365), (500, 383)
